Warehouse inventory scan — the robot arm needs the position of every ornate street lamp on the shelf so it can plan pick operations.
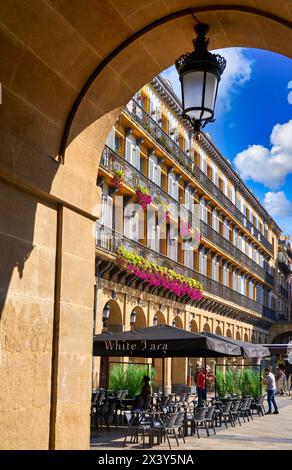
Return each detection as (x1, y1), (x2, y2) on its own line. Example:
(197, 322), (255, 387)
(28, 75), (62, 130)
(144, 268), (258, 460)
(175, 23), (226, 134)
(130, 310), (137, 328)
(153, 315), (158, 327)
(172, 319), (176, 327)
(102, 303), (110, 327)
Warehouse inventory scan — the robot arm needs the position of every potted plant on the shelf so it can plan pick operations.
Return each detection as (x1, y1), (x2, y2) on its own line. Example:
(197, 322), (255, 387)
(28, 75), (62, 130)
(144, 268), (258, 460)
(112, 169), (124, 190)
(135, 184), (153, 210)
(117, 245), (203, 301)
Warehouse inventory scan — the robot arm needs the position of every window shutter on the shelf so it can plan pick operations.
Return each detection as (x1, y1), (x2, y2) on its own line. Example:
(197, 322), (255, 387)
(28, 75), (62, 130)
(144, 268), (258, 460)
(168, 172), (173, 196)
(155, 161), (161, 186)
(105, 196), (113, 229)
(135, 145), (140, 170)
(156, 225), (160, 253)
(174, 178), (179, 201)
(125, 137), (131, 163)
(148, 156), (154, 181)
(106, 127), (115, 149)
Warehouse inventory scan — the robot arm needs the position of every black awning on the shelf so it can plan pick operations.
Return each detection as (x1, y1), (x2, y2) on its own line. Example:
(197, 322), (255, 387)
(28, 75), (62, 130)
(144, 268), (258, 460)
(93, 324), (242, 358)
(202, 332), (270, 358)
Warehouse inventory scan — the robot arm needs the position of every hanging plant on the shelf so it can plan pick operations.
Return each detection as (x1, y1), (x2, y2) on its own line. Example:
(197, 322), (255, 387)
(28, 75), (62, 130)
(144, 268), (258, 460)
(135, 184), (153, 210)
(117, 245), (203, 301)
(181, 220), (191, 238)
(112, 169), (124, 190)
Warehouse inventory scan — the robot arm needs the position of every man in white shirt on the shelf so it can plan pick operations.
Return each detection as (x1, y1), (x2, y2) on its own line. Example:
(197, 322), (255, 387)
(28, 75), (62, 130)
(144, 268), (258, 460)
(263, 367), (279, 415)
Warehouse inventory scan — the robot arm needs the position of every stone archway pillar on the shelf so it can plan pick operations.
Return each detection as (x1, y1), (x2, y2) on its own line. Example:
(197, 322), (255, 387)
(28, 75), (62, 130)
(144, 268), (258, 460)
(49, 206), (96, 450)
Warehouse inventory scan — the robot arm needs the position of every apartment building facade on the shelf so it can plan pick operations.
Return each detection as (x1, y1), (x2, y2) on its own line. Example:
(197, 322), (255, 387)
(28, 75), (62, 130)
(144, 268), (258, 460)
(94, 75), (284, 391)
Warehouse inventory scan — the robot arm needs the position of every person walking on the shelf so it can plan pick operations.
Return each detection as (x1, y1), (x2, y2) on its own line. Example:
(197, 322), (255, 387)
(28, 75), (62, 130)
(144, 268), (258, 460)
(196, 367), (206, 406)
(263, 367), (279, 415)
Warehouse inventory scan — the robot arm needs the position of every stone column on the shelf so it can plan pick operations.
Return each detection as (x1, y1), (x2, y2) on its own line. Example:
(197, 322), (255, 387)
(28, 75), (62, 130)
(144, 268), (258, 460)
(49, 206), (96, 450)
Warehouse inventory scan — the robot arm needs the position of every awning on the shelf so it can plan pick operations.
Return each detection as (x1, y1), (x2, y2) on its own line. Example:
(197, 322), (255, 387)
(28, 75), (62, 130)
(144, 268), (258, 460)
(93, 324), (242, 358)
(203, 332), (270, 358)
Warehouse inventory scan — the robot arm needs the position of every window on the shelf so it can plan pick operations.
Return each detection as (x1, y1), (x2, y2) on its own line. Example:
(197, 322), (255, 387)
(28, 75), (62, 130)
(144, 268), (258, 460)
(222, 263), (229, 287)
(99, 194), (113, 249)
(223, 219), (230, 240)
(232, 270), (238, 291)
(199, 199), (208, 224)
(101, 194), (113, 229)
(168, 171), (179, 201)
(249, 280), (254, 299)
(124, 203), (140, 241)
(212, 256), (219, 282)
(125, 136), (140, 170)
(147, 218), (160, 252)
(184, 241), (194, 269)
(199, 249), (207, 276)
(185, 185), (193, 212)
(212, 209), (220, 233)
(212, 164), (218, 186)
(167, 230), (178, 261)
(106, 127), (115, 150)
(148, 153), (161, 186)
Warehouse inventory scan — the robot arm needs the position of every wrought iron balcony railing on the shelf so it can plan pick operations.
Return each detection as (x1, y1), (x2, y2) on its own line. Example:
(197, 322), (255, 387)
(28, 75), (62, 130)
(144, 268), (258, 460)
(96, 223), (276, 321)
(101, 145), (188, 221)
(124, 100), (273, 254)
(100, 145), (273, 286)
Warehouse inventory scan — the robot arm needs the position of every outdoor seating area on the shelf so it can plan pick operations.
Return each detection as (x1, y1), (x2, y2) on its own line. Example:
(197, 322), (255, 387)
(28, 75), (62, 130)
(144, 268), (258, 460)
(91, 389), (270, 449)
(91, 324), (278, 448)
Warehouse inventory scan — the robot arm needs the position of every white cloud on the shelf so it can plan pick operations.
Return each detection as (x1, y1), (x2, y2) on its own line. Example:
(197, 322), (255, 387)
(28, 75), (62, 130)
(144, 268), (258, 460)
(214, 48), (253, 114)
(264, 191), (292, 218)
(234, 120), (292, 189)
(161, 48), (253, 114)
(263, 191), (292, 236)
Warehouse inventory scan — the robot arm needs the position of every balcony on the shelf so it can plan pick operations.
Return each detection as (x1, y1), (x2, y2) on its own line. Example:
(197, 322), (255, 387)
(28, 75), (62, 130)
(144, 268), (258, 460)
(100, 145), (186, 221)
(96, 223), (275, 321)
(277, 252), (292, 275)
(100, 145), (273, 286)
(200, 220), (268, 281)
(124, 100), (273, 254)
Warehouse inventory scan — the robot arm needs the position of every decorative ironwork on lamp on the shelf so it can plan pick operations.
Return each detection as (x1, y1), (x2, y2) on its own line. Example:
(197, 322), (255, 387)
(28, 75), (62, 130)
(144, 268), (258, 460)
(175, 23), (226, 134)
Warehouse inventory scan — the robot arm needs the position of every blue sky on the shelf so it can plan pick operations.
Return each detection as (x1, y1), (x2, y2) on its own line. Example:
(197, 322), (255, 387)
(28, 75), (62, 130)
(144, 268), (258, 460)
(162, 48), (292, 235)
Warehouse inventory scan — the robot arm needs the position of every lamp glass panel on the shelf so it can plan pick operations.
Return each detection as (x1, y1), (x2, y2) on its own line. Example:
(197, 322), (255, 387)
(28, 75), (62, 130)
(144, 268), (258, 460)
(182, 71), (204, 119)
(204, 72), (218, 114)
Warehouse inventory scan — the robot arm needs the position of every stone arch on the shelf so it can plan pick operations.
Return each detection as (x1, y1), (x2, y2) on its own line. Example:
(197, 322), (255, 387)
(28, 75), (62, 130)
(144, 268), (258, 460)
(226, 328), (232, 338)
(236, 331), (241, 341)
(131, 305), (146, 329)
(130, 305), (147, 364)
(215, 326), (223, 336)
(173, 315), (183, 329)
(202, 323), (211, 333)
(107, 300), (123, 332)
(190, 319), (198, 333)
(154, 311), (166, 326)
(244, 333), (249, 342)
(271, 331), (292, 344)
(251, 332), (257, 344)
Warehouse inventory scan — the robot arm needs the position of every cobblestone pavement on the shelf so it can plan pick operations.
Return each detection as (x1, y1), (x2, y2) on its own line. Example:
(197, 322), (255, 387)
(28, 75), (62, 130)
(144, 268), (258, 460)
(91, 397), (292, 450)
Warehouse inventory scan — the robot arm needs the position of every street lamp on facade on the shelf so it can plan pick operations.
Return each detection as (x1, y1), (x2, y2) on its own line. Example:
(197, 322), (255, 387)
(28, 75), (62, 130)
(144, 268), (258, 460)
(153, 315), (158, 327)
(175, 23), (226, 134)
(102, 304), (110, 330)
(130, 310), (137, 329)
